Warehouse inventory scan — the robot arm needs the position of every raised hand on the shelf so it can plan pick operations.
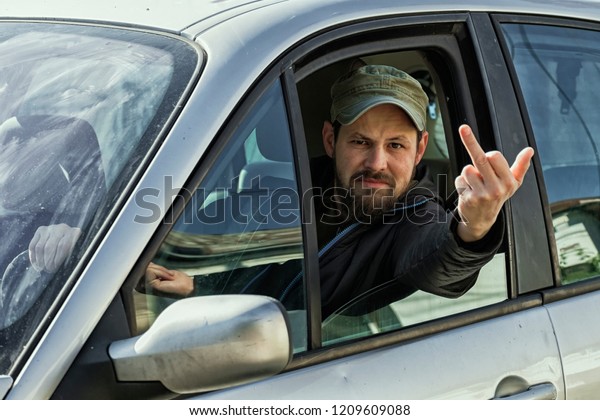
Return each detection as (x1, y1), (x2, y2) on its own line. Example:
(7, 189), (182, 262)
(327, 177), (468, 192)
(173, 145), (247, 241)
(454, 124), (534, 242)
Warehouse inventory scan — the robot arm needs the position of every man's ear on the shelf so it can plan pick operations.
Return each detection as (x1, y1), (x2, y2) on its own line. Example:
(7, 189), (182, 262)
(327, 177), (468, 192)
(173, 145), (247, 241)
(322, 121), (335, 158)
(415, 131), (429, 165)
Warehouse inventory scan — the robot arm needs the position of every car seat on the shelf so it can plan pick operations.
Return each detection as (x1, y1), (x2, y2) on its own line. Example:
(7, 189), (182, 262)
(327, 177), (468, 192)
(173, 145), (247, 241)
(173, 96), (300, 241)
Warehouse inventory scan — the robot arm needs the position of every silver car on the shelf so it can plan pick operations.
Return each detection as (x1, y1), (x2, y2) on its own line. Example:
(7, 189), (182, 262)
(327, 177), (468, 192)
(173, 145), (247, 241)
(1, 0), (600, 400)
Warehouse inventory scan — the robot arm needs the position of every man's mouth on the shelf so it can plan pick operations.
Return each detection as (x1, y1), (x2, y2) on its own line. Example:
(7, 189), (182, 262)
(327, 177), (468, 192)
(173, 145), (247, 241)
(361, 177), (391, 189)
(351, 172), (395, 191)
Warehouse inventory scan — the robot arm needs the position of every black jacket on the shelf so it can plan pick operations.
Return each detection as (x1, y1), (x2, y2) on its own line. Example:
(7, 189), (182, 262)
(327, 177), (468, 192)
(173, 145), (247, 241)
(312, 156), (504, 319)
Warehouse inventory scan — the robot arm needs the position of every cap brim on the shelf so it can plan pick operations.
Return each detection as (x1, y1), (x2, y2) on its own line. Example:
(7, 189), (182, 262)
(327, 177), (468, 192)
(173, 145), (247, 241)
(336, 96), (425, 131)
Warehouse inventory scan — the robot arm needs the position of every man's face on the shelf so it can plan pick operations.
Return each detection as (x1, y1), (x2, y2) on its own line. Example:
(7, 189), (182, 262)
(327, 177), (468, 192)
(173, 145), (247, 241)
(323, 104), (428, 221)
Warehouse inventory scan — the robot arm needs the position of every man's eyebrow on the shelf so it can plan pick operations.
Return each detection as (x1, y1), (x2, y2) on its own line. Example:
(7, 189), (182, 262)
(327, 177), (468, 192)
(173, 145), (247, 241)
(387, 135), (411, 142)
(350, 132), (372, 140)
(349, 132), (411, 142)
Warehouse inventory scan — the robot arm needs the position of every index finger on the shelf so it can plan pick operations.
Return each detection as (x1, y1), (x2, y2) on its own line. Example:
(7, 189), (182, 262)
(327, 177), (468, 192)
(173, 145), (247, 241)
(459, 124), (495, 178)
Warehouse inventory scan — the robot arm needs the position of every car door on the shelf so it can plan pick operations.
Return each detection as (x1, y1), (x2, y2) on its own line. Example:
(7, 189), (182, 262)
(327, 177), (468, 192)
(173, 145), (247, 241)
(195, 12), (565, 399)
(495, 14), (600, 399)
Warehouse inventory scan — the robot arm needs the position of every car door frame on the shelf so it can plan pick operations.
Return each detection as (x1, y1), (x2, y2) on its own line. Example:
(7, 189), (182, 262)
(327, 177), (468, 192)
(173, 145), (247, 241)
(277, 10), (554, 367)
(491, 12), (600, 298)
(201, 11), (564, 399)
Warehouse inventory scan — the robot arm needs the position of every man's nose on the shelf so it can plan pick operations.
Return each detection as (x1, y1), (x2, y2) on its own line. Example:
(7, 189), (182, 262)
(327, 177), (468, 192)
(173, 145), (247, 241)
(364, 146), (387, 171)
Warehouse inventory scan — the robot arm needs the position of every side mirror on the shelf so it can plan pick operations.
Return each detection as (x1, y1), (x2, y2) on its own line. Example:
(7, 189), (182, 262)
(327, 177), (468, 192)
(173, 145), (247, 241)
(108, 295), (292, 394)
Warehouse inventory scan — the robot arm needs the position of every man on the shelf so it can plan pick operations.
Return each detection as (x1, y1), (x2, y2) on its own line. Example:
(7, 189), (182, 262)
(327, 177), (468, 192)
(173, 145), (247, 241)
(311, 64), (533, 317)
(147, 64), (534, 318)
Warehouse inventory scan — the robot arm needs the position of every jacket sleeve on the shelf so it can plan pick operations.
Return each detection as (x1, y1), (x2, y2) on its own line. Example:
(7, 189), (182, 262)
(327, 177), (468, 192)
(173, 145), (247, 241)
(390, 201), (505, 298)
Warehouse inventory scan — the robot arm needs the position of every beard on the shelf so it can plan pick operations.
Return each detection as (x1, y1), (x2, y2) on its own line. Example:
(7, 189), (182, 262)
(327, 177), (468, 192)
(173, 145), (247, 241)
(334, 164), (400, 224)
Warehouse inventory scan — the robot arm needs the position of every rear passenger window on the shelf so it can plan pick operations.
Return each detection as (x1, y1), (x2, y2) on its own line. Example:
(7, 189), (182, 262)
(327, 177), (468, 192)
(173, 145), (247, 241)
(501, 23), (600, 284)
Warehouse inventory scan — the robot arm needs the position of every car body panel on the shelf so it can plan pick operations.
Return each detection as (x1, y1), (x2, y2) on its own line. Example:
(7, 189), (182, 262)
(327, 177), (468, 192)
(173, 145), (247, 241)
(0, 0), (284, 33)
(198, 308), (563, 399)
(546, 290), (600, 399)
(2, 1), (600, 37)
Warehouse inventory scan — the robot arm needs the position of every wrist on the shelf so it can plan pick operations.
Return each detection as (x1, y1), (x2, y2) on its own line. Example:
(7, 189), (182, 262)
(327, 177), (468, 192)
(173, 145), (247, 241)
(456, 222), (490, 243)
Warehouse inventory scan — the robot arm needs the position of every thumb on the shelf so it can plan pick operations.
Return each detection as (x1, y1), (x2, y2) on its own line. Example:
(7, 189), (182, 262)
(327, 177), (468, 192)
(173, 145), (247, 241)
(510, 147), (534, 185)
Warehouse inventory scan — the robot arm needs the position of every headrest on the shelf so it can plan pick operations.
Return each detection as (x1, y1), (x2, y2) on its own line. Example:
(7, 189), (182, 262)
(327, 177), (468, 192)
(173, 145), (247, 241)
(0, 115), (103, 211)
(254, 101), (292, 162)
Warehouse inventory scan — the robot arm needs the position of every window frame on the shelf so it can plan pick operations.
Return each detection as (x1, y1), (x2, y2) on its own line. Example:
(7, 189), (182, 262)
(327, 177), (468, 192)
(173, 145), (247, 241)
(281, 12), (544, 369)
(492, 13), (600, 302)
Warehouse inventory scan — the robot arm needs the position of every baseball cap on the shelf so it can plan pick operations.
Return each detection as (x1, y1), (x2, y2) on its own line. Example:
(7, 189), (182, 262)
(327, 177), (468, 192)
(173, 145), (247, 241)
(330, 64), (429, 131)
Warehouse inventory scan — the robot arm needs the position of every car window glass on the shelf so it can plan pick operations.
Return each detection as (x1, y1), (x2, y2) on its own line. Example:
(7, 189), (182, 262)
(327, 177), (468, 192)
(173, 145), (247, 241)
(131, 80), (307, 352)
(297, 51), (508, 345)
(501, 23), (600, 284)
(0, 23), (199, 375)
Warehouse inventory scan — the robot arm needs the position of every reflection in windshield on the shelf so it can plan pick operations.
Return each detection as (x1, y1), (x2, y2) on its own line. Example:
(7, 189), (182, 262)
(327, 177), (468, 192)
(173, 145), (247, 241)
(0, 23), (198, 374)
(0, 115), (105, 327)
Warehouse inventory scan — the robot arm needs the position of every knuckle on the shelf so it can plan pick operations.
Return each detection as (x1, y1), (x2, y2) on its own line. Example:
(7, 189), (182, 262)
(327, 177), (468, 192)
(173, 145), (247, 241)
(36, 225), (48, 235)
(461, 165), (475, 177)
(486, 151), (502, 160)
(475, 155), (488, 167)
(34, 242), (45, 254)
(487, 185), (503, 200)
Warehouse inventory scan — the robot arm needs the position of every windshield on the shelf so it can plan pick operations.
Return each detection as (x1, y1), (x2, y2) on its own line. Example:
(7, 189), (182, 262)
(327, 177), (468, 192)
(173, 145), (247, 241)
(0, 22), (199, 374)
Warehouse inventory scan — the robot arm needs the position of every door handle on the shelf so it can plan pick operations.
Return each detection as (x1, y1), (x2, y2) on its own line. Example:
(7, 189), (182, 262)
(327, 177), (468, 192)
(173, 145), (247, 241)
(494, 383), (557, 400)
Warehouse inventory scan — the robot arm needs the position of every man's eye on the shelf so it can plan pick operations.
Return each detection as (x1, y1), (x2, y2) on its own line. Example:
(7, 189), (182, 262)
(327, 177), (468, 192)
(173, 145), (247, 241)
(352, 139), (369, 146)
(390, 143), (404, 149)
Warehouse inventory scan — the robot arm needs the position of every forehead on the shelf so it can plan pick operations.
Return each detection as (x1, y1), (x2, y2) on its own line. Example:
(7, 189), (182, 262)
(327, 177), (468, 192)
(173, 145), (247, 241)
(340, 104), (418, 136)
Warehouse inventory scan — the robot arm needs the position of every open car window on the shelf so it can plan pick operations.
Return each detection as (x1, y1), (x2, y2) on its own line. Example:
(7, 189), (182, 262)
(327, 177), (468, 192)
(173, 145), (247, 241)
(322, 253), (506, 345)
(298, 47), (509, 345)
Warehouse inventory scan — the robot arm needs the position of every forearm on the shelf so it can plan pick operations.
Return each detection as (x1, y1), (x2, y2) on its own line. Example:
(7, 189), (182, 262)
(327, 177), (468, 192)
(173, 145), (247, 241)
(393, 212), (504, 297)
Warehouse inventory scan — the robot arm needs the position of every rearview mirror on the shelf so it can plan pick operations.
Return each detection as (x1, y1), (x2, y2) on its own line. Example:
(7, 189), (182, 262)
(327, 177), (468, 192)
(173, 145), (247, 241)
(109, 295), (292, 394)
